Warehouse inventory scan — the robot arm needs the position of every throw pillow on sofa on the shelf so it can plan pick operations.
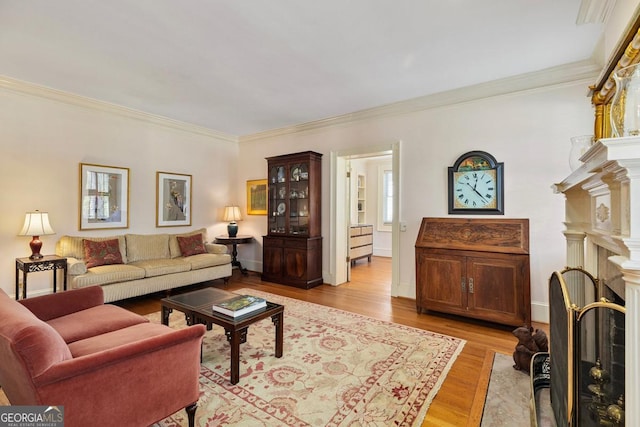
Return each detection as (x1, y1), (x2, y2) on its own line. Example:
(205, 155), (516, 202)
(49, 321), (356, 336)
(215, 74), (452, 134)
(83, 239), (124, 268)
(177, 233), (207, 257)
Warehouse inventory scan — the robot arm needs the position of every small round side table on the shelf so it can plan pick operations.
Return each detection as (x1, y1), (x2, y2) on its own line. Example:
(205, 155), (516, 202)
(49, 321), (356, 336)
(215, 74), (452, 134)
(214, 235), (253, 276)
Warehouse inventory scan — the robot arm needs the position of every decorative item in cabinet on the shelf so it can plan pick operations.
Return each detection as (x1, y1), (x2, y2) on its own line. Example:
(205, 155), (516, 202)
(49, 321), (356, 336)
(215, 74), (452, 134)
(263, 151), (322, 288)
(414, 217), (531, 327)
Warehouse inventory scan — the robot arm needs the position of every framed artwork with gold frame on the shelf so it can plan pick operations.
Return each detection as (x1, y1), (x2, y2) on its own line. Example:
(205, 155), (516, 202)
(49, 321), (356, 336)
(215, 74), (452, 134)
(156, 171), (192, 227)
(247, 179), (267, 215)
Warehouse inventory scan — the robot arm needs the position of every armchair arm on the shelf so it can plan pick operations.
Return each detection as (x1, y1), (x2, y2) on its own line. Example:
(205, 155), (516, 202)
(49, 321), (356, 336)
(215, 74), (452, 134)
(33, 324), (206, 426)
(35, 324), (205, 386)
(19, 286), (104, 321)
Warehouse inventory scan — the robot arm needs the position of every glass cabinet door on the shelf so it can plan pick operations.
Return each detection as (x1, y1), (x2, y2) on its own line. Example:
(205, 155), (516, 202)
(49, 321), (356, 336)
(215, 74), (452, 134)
(268, 165), (287, 234)
(288, 162), (309, 235)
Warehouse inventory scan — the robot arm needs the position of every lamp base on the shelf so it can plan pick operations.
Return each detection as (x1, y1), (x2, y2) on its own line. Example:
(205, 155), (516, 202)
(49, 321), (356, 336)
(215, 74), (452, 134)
(227, 223), (238, 238)
(29, 236), (44, 259)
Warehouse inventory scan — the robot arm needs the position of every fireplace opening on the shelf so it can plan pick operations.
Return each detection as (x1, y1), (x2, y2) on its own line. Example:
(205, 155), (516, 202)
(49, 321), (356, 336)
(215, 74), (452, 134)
(548, 268), (626, 426)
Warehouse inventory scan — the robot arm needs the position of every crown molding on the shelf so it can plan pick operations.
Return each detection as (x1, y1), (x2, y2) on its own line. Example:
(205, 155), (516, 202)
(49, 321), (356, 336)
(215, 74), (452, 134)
(239, 60), (602, 143)
(576, 0), (617, 25)
(0, 75), (238, 143)
(0, 59), (602, 145)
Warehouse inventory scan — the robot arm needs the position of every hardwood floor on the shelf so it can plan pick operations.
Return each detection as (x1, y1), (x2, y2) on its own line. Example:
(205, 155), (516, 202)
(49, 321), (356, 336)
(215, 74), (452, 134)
(118, 256), (547, 427)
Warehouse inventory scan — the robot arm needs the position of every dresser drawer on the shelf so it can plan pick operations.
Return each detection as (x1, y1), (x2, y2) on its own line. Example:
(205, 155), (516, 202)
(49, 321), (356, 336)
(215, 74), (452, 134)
(350, 245), (372, 259)
(351, 234), (373, 248)
(360, 225), (373, 235)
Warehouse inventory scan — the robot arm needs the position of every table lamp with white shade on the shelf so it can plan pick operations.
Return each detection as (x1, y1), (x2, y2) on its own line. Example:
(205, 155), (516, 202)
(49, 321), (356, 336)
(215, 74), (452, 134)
(223, 206), (242, 237)
(18, 210), (55, 259)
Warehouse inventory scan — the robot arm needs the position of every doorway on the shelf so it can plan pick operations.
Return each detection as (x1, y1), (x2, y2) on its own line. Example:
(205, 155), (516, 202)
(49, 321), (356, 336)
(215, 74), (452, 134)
(329, 142), (400, 296)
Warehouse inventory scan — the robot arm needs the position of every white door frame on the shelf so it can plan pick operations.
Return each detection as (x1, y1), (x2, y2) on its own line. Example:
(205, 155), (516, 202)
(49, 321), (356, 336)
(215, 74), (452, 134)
(329, 141), (400, 296)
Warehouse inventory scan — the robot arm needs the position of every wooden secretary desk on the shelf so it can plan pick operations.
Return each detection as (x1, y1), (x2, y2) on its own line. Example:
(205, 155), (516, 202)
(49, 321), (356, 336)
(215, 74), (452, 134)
(262, 151), (323, 288)
(415, 217), (531, 327)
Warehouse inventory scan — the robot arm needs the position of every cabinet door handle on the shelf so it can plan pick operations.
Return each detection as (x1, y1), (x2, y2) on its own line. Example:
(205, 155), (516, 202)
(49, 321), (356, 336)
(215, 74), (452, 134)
(468, 277), (474, 294)
(461, 278), (466, 293)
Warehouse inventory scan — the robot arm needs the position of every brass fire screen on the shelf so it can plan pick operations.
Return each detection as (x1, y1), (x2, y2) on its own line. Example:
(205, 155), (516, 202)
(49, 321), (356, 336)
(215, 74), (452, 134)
(548, 268), (626, 426)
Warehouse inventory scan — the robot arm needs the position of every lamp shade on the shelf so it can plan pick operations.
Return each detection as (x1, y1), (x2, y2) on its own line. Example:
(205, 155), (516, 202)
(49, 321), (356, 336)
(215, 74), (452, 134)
(18, 211), (55, 236)
(223, 206), (241, 237)
(223, 206), (242, 222)
(18, 210), (55, 260)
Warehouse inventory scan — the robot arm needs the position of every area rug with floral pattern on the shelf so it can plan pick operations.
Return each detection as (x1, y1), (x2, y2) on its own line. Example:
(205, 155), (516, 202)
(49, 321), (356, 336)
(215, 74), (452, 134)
(152, 288), (465, 427)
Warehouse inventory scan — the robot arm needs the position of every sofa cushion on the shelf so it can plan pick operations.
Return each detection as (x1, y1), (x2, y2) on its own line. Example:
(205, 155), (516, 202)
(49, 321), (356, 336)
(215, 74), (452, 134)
(56, 235), (128, 263)
(46, 304), (149, 344)
(72, 264), (146, 288)
(177, 233), (206, 257)
(185, 253), (232, 270)
(67, 323), (175, 357)
(0, 290), (72, 378)
(169, 228), (208, 258)
(84, 238), (124, 268)
(128, 258), (191, 278)
(126, 234), (170, 262)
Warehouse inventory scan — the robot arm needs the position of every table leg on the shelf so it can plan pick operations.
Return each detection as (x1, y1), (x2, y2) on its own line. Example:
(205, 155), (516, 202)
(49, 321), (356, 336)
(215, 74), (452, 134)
(161, 306), (172, 325)
(52, 267), (57, 293)
(272, 312), (284, 358)
(22, 271), (27, 300)
(226, 327), (248, 385)
(63, 265), (67, 291)
(15, 265), (19, 301)
(230, 243), (248, 276)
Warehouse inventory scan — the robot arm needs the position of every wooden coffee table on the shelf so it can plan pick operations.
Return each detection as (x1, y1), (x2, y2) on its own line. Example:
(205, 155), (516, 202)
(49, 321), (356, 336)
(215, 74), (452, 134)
(160, 287), (284, 384)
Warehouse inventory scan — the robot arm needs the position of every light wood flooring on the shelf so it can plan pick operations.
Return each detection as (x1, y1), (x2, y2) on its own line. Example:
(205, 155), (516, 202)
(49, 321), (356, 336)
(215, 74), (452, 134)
(117, 256), (547, 427)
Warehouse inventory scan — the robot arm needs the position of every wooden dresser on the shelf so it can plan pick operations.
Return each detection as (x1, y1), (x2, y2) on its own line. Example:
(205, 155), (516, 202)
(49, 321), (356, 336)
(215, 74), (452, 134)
(349, 225), (373, 265)
(415, 217), (531, 327)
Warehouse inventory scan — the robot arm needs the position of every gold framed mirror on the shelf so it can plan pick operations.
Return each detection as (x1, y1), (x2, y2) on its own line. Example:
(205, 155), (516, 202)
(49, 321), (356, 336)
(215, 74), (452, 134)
(590, 8), (640, 139)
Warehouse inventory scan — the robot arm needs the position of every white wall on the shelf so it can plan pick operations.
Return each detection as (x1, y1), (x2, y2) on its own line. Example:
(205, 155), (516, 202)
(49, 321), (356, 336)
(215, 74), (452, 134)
(1, 86), (238, 297)
(237, 80), (596, 323)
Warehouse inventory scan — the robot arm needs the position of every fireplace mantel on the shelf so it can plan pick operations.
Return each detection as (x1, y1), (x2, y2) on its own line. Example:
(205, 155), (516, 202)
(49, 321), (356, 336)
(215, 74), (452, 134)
(553, 135), (640, 422)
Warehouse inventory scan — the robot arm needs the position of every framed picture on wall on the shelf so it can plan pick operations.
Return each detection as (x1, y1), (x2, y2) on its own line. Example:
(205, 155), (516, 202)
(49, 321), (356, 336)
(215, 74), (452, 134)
(79, 163), (129, 230)
(156, 172), (192, 227)
(247, 179), (267, 215)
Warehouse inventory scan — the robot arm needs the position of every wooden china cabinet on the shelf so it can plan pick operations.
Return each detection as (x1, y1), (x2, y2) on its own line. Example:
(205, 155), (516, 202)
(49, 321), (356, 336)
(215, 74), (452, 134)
(262, 151), (323, 288)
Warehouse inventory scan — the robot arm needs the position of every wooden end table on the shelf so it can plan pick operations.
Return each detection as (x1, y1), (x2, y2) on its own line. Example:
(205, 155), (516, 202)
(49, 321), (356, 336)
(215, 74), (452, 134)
(15, 255), (67, 300)
(214, 235), (253, 275)
(160, 287), (284, 384)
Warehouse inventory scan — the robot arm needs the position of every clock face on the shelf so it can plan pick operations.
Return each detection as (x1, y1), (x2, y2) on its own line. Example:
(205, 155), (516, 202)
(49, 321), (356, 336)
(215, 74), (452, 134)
(448, 151), (503, 215)
(453, 169), (497, 209)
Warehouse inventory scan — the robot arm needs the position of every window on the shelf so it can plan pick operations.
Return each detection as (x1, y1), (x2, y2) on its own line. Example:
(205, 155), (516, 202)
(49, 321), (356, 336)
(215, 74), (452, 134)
(382, 170), (393, 224)
(377, 163), (392, 231)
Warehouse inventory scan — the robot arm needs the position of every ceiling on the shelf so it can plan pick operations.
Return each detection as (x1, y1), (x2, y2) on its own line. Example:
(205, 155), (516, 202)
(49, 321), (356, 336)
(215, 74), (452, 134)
(0, 1), (606, 137)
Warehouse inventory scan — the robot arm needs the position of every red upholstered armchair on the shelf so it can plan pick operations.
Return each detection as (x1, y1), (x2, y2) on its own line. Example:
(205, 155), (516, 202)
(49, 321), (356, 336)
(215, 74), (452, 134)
(0, 286), (205, 427)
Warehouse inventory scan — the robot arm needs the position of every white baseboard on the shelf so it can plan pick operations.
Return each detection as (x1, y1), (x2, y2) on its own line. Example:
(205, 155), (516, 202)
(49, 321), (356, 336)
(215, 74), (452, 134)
(372, 248), (392, 257)
(531, 302), (549, 324)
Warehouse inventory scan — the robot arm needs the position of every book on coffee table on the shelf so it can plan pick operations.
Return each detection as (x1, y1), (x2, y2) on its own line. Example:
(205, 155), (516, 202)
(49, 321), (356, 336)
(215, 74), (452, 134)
(212, 294), (267, 317)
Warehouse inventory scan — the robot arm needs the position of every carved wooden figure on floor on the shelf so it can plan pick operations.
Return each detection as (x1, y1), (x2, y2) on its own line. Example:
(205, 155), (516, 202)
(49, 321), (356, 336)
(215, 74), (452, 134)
(512, 326), (548, 374)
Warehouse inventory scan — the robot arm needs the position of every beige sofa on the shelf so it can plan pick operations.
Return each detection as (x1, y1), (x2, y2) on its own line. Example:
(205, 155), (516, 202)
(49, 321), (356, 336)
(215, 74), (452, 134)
(55, 228), (232, 303)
